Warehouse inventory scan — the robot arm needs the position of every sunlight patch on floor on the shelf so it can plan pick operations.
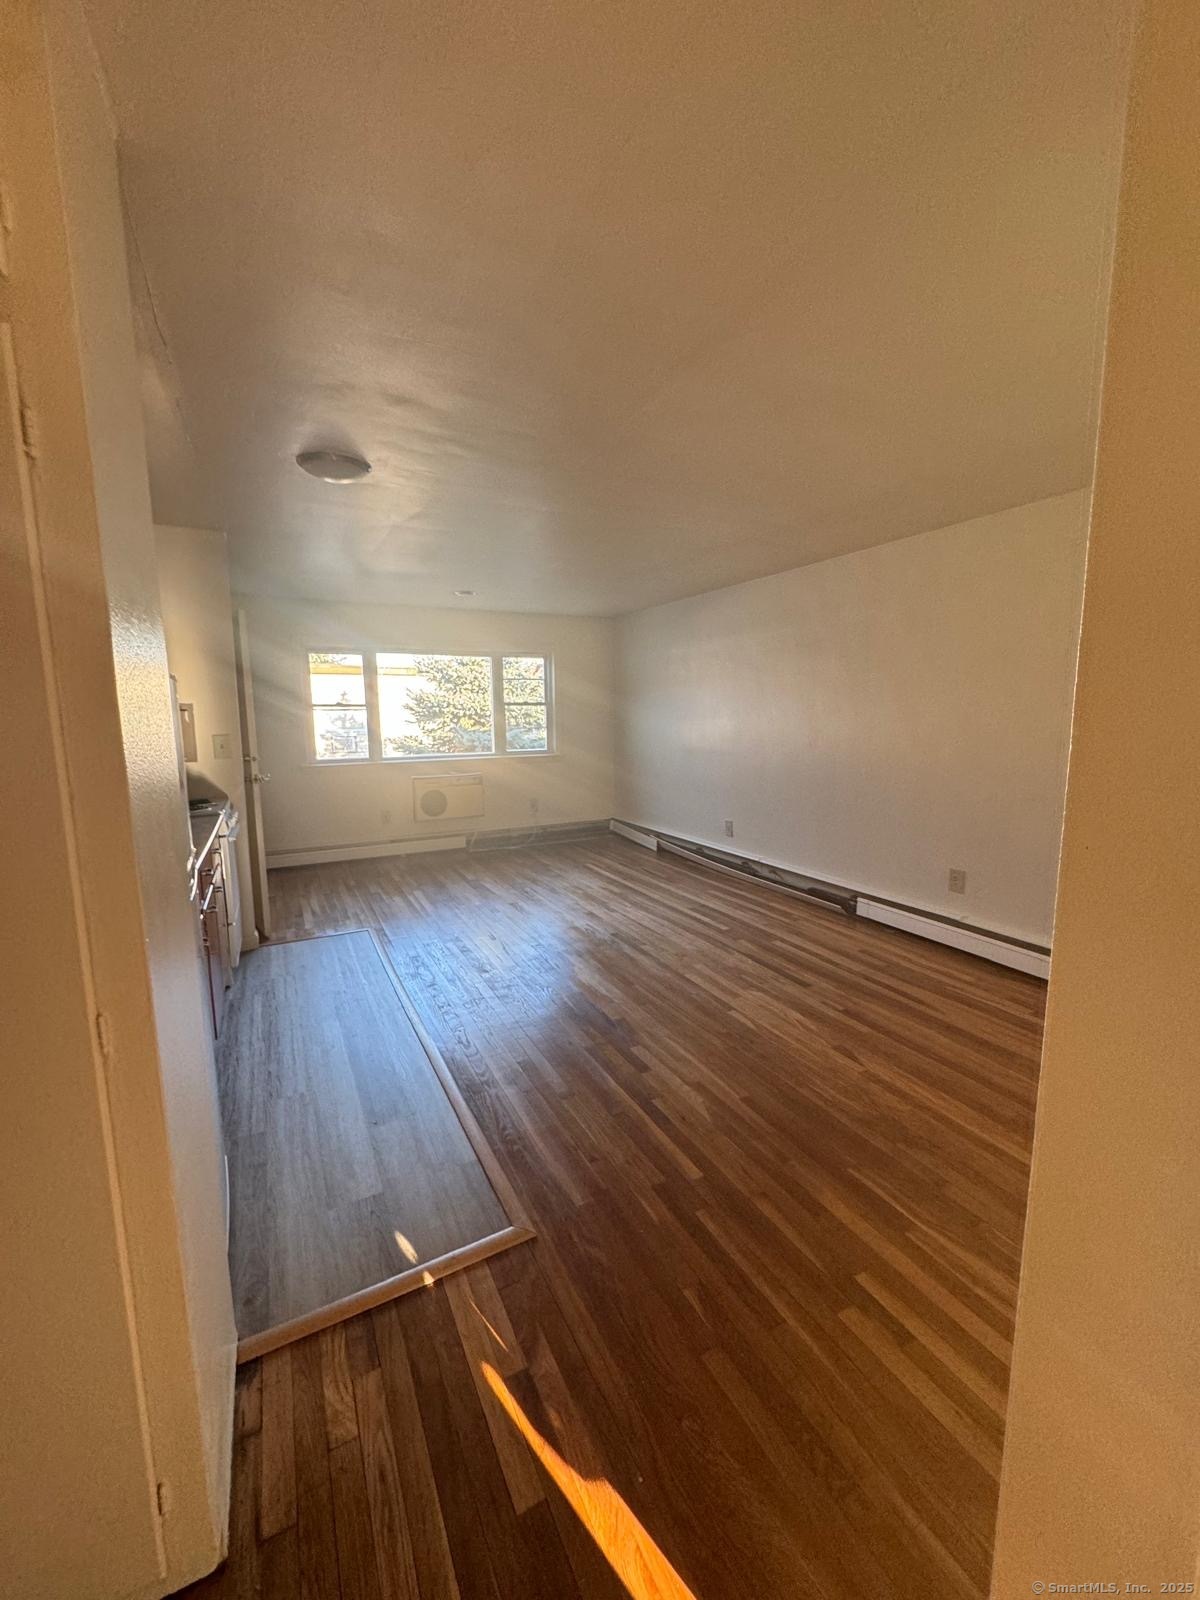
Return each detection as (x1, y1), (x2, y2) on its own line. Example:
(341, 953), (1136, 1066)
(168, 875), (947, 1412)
(393, 1229), (419, 1263)
(483, 1362), (699, 1600)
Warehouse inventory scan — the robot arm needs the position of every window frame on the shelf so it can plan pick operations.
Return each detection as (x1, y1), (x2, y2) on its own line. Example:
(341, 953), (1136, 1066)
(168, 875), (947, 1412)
(305, 648), (373, 765)
(377, 649), (498, 762)
(305, 647), (556, 765)
(495, 654), (552, 757)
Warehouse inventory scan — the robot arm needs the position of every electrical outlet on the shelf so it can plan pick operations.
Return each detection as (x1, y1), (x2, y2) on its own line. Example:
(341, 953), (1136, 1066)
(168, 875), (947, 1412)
(529, 797), (540, 818)
(211, 732), (231, 760)
(381, 808), (392, 826)
(948, 867), (967, 894)
(724, 819), (734, 838)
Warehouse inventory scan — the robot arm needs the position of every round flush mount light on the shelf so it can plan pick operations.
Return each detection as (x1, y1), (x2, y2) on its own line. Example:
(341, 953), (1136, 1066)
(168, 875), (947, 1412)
(295, 449), (372, 482)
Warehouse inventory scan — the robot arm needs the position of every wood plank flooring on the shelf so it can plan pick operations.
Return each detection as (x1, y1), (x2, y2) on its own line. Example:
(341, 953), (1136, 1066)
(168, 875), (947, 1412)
(219, 929), (513, 1345)
(183, 836), (1045, 1600)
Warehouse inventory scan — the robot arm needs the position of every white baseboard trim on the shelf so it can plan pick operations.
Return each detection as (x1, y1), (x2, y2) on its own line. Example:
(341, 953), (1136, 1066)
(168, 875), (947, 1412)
(268, 835), (468, 868)
(856, 898), (1050, 979)
(610, 819), (659, 850)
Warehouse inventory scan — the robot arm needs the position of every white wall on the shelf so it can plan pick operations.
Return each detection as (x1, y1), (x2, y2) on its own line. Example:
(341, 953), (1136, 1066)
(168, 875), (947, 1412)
(239, 596), (615, 859)
(616, 491), (1088, 947)
(52, 31), (237, 1579)
(991, 0), (1200, 1585)
(156, 524), (254, 953)
(0, 2), (234, 1592)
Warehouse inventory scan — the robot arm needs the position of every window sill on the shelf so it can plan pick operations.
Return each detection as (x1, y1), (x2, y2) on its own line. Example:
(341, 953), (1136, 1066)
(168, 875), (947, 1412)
(302, 752), (561, 769)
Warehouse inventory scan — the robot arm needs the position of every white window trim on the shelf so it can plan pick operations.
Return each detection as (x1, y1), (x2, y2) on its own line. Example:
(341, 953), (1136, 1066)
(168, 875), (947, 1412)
(304, 647), (372, 764)
(306, 648), (556, 765)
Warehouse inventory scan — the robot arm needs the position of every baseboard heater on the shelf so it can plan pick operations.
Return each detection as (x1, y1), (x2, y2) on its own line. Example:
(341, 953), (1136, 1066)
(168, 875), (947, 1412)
(268, 836), (468, 868)
(856, 899), (1050, 978)
(610, 819), (1049, 978)
(469, 820), (609, 853)
(611, 820), (659, 850)
(267, 819), (609, 870)
(610, 820), (856, 912)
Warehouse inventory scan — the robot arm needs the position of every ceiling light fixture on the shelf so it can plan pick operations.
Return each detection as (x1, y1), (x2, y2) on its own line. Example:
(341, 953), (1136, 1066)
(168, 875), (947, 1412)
(453, 589), (476, 597)
(295, 449), (372, 482)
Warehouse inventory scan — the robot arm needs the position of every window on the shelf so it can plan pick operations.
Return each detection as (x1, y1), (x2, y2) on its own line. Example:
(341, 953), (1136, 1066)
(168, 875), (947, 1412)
(501, 655), (549, 752)
(308, 651), (368, 761)
(378, 652), (495, 757)
(307, 650), (553, 761)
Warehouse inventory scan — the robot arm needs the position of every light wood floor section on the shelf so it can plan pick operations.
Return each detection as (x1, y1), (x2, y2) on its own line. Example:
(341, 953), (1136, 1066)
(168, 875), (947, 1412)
(187, 836), (1045, 1600)
(219, 929), (519, 1347)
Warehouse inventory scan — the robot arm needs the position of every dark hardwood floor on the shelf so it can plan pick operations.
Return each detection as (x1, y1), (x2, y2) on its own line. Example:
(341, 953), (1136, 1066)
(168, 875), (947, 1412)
(183, 836), (1045, 1600)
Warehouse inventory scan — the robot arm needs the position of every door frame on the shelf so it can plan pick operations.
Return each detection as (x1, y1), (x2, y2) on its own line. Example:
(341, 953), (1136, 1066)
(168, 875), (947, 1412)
(233, 607), (271, 940)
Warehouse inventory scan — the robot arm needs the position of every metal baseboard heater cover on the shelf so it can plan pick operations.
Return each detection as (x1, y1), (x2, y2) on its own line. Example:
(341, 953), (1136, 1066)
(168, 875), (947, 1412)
(856, 899), (1050, 978)
(267, 819), (609, 870)
(610, 820), (855, 912)
(609, 820), (1050, 978)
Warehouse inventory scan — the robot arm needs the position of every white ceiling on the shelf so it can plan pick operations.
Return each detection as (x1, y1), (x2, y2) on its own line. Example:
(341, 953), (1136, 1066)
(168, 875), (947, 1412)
(86, 0), (1127, 616)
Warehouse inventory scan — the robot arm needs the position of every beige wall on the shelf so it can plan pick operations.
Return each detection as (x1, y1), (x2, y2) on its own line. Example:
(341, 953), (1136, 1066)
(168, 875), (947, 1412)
(0, 1), (233, 1593)
(616, 491), (1088, 946)
(991, 0), (1200, 1588)
(156, 523), (254, 953)
(240, 595), (616, 859)
(1, 234), (166, 1600)
(49, 9), (237, 1571)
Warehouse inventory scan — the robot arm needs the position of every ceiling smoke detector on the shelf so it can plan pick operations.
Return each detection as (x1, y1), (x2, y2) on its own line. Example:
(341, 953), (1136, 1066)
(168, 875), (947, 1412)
(295, 449), (372, 482)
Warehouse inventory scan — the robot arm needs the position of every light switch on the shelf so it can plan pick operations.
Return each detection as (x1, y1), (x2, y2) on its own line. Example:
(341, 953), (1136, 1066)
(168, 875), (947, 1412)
(212, 733), (232, 760)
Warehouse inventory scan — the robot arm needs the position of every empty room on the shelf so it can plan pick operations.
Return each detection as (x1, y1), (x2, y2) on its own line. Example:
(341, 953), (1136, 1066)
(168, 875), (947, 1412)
(5, 1), (1199, 1599)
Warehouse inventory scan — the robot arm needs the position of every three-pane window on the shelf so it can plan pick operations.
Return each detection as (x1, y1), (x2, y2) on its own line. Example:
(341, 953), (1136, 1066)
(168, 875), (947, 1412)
(307, 651), (553, 762)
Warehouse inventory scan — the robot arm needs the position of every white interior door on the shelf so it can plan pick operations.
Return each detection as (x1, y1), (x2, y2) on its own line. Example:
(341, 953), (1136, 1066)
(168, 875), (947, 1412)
(234, 607), (271, 939)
